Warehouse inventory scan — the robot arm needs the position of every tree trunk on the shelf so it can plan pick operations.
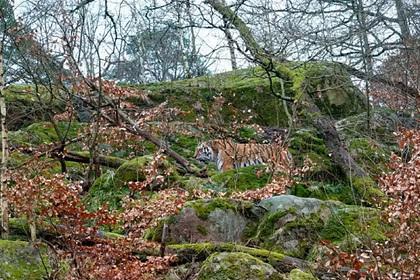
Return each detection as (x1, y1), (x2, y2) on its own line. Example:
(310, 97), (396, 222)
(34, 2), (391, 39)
(393, 0), (411, 42)
(223, 23), (238, 70)
(354, 0), (373, 129)
(0, 44), (9, 239)
(206, 0), (368, 180)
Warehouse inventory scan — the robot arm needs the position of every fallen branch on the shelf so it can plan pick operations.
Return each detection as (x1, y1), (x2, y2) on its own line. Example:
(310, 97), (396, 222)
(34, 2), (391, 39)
(51, 150), (126, 169)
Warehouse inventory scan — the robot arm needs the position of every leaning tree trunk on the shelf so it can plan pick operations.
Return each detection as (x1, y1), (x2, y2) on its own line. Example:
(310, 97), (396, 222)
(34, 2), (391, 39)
(206, 0), (368, 180)
(0, 44), (9, 239)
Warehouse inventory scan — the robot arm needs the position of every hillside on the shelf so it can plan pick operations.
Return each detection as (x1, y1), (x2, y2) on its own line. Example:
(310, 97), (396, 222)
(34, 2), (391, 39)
(2, 63), (418, 279)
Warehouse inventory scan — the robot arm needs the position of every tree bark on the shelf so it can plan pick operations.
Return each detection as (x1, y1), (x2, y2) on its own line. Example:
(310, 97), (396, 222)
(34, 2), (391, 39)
(0, 42), (9, 239)
(206, 0), (368, 179)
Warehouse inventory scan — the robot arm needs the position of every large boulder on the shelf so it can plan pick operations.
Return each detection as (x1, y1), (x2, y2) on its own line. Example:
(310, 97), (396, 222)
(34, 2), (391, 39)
(252, 196), (338, 258)
(251, 196), (386, 258)
(165, 199), (251, 243)
(140, 63), (366, 127)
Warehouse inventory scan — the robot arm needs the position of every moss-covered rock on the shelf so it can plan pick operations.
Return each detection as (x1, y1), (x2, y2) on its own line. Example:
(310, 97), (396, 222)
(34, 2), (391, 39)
(186, 198), (253, 220)
(197, 252), (283, 280)
(348, 138), (390, 177)
(9, 121), (84, 149)
(289, 268), (317, 280)
(252, 196), (335, 258)
(351, 177), (385, 205)
(210, 165), (271, 192)
(84, 155), (181, 210)
(320, 206), (387, 247)
(289, 62), (366, 119)
(288, 129), (340, 180)
(0, 240), (50, 280)
(249, 195), (387, 258)
(5, 85), (65, 130)
(137, 63), (366, 127)
(336, 108), (406, 145)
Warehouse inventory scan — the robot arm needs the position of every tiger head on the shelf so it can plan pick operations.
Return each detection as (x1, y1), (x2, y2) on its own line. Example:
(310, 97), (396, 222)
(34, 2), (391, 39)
(194, 142), (216, 163)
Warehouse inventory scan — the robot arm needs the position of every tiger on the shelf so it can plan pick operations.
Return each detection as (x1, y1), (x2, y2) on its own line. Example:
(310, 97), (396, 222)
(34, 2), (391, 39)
(194, 139), (293, 172)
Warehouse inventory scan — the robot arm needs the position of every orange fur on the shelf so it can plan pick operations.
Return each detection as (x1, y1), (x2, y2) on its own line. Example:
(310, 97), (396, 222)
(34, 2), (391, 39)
(195, 139), (292, 172)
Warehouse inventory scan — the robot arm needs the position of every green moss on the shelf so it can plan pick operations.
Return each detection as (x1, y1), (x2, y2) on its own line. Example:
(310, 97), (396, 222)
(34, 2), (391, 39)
(250, 206), (328, 258)
(102, 231), (125, 239)
(289, 183), (359, 205)
(144, 228), (159, 241)
(289, 129), (340, 179)
(185, 198), (248, 220)
(84, 170), (130, 211)
(280, 214), (325, 258)
(349, 138), (390, 177)
(289, 269), (317, 280)
(290, 62), (366, 119)
(114, 156), (150, 184)
(169, 134), (198, 158)
(197, 252), (283, 280)
(146, 215), (177, 242)
(0, 240), (50, 280)
(196, 225), (208, 236)
(352, 177), (384, 205)
(130, 62), (365, 128)
(137, 67), (292, 126)
(321, 206), (387, 245)
(238, 126), (259, 141)
(6, 218), (32, 240)
(10, 121), (84, 148)
(211, 165), (271, 192)
(8, 151), (30, 168)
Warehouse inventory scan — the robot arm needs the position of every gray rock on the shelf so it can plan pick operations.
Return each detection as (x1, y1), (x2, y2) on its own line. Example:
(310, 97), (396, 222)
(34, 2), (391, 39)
(258, 195), (340, 218)
(168, 204), (248, 243)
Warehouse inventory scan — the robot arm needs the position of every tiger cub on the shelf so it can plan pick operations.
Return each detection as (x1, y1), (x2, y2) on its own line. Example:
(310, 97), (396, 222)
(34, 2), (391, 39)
(194, 139), (292, 172)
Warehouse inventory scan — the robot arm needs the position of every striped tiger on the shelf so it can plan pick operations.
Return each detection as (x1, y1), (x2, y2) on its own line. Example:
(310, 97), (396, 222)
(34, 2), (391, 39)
(194, 139), (292, 172)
